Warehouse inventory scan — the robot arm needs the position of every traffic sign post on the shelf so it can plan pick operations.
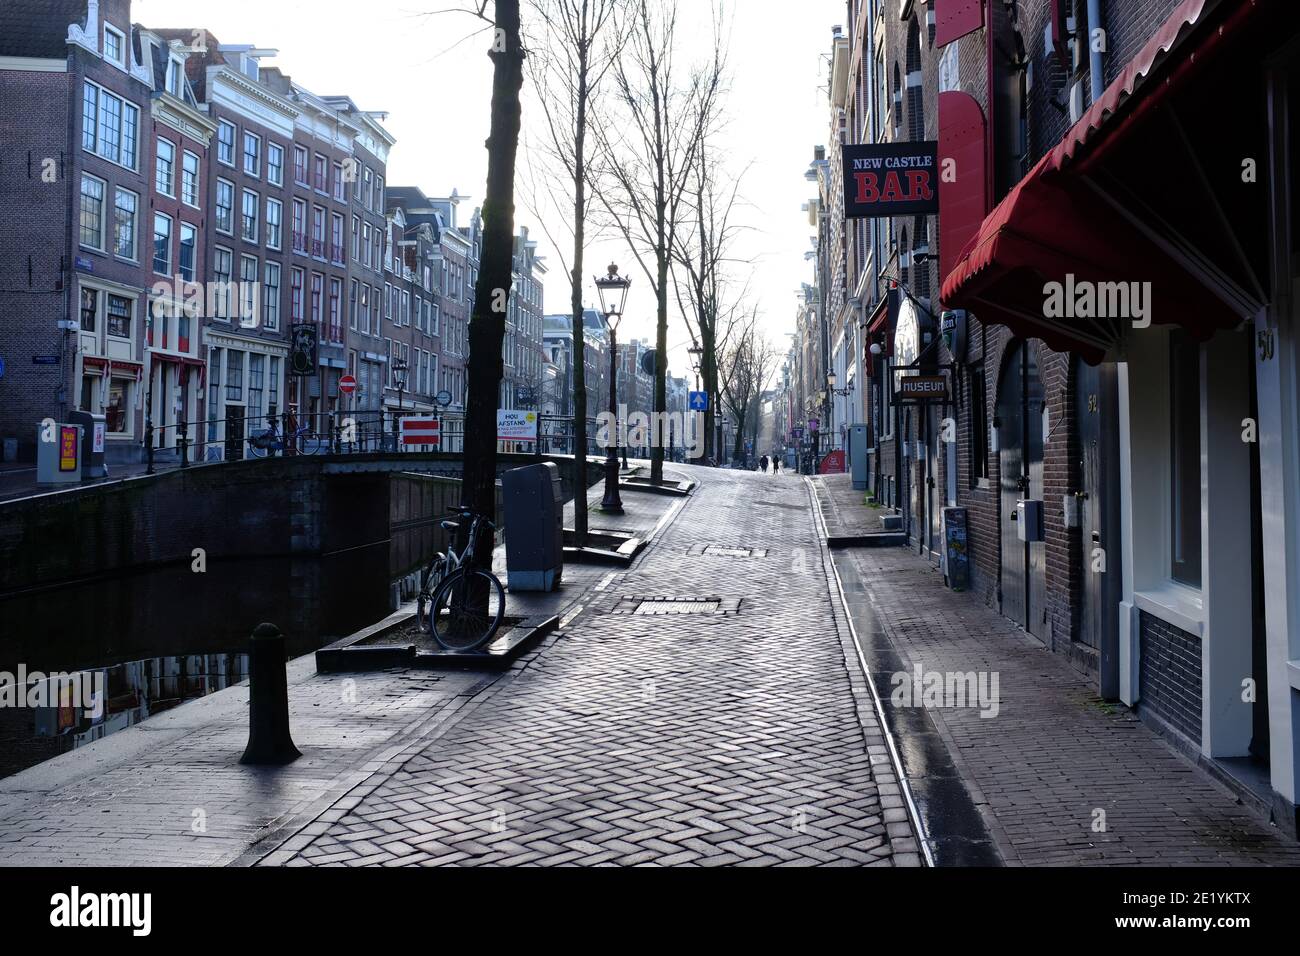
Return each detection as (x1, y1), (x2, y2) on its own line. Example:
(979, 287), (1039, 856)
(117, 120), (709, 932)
(399, 416), (441, 450)
(689, 391), (709, 412)
(338, 374), (357, 395)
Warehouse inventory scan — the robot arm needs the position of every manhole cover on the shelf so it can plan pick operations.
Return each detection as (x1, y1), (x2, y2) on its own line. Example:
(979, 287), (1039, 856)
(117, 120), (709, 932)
(706, 545), (767, 558)
(634, 599), (720, 615)
(611, 595), (743, 616)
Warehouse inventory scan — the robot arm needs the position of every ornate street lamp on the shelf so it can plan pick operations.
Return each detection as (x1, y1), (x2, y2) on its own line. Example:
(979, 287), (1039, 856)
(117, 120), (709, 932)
(595, 263), (631, 514)
(392, 355), (408, 449)
(827, 370), (854, 397)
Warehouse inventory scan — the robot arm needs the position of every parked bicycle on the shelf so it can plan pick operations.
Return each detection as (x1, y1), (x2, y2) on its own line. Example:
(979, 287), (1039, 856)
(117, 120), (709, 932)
(247, 417), (323, 458)
(416, 506), (506, 652)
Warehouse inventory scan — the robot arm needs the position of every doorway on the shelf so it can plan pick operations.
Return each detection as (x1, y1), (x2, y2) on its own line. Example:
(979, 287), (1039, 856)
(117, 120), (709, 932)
(225, 404), (245, 461)
(997, 340), (1047, 641)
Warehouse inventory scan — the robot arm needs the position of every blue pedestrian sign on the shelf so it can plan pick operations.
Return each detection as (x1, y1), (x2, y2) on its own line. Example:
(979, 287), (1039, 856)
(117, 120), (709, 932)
(689, 391), (709, 412)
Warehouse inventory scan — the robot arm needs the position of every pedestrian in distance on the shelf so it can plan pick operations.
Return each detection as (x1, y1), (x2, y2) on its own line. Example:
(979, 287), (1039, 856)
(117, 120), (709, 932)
(759, 455), (769, 473)
(772, 456), (780, 475)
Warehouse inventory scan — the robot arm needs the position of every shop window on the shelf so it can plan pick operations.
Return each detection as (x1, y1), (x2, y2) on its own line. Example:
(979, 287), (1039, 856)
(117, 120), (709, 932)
(107, 294), (131, 338)
(80, 287), (98, 332)
(1169, 331), (1202, 588)
(106, 380), (129, 433)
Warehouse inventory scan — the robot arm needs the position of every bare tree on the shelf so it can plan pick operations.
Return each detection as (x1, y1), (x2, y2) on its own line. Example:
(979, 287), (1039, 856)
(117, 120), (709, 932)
(522, 0), (621, 545)
(593, 0), (726, 485)
(718, 311), (778, 463)
(671, 132), (751, 464)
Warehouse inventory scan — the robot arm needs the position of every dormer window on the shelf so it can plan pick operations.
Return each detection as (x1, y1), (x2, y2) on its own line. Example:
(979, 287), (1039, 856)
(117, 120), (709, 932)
(241, 55), (259, 81)
(104, 25), (126, 67)
(166, 57), (184, 97)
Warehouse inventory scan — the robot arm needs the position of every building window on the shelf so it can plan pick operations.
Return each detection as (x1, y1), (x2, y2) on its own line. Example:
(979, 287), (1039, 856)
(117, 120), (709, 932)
(249, 354), (265, 422)
(349, 279), (358, 330)
(314, 154), (328, 193)
(217, 120), (236, 166)
(213, 247), (232, 320)
(332, 162), (345, 202)
(107, 293), (131, 338)
(266, 198), (283, 250)
(329, 278), (342, 343)
(166, 57), (183, 97)
(362, 222), (372, 269)
(374, 175), (384, 213)
(331, 213), (344, 264)
(312, 206), (325, 258)
(208, 348), (222, 439)
(310, 273), (323, 326)
(292, 199), (307, 253)
(351, 215), (360, 261)
(103, 25), (125, 67)
(293, 145), (309, 185)
(1170, 331), (1202, 588)
(264, 261), (281, 331)
(80, 174), (105, 250)
(243, 131), (260, 177)
(215, 179), (234, 234)
(268, 356), (281, 419)
(240, 255), (258, 322)
(360, 283), (371, 335)
(291, 267), (305, 323)
(241, 189), (259, 243)
(181, 151), (200, 207)
(106, 378), (130, 433)
(113, 187), (137, 260)
(155, 137), (176, 196)
(226, 350), (243, 401)
(178, 223), (197, 282)
(80, 288), (98, 332)
(362, 166), (373, 208)
(267, 143), (284, 186)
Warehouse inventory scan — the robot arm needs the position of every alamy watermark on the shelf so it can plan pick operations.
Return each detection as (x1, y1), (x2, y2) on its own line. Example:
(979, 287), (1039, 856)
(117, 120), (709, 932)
(0, 666), (104, 718)
(149, 275), (261, 329)
(889, 664), (1000, 719)
(1043, 273), (1152, 329)
(595, 405), (704, 460)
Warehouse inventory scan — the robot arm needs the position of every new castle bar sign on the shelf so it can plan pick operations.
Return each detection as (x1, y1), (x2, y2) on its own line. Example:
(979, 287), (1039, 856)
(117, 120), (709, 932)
(896, 375), (949, 401)
(842, 141), (940, 219)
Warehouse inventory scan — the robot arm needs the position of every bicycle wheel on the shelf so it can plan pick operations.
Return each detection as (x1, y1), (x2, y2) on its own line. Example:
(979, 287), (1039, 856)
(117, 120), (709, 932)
(416, 557), (446, 633)
(430, 568), (505, 653)
(296, 431), (321, 456)
(247, 439), (269, 459)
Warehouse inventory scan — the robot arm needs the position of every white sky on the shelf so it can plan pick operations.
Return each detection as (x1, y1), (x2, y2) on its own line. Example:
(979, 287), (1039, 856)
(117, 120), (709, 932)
(136, 0), (841, 377)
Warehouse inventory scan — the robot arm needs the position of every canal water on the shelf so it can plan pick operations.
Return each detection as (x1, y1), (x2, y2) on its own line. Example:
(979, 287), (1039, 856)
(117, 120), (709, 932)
(0, 543), (394, 779)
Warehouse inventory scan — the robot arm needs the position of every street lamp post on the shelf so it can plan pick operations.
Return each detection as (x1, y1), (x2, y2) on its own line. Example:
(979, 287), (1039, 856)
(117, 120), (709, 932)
(595, 263), (630, 514)
(392, 356), (408, 451)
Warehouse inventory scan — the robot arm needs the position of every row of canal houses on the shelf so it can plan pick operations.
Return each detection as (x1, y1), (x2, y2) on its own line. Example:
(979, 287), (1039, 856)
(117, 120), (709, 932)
(0, 0), (546, 463)
(802, 0), (1300, 839)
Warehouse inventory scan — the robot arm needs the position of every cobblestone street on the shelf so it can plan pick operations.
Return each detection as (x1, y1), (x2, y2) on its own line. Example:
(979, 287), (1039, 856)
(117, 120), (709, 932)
(270, 468), (920, 867)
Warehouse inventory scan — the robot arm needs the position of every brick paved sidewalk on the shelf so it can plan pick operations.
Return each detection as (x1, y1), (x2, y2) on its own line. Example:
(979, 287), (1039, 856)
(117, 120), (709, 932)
(815, 473), (890, 536)
(837, 546), (1300, 865)
(271, 468), (920, 866)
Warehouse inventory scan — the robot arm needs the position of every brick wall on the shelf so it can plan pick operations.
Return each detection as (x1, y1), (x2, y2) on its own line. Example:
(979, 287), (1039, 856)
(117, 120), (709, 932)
(0, 68), (72, 458)
(1138, 611), (1203, 745)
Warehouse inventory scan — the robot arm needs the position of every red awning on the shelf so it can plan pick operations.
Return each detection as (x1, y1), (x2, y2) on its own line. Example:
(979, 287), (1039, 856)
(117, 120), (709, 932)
(941, 0), (1272, 362)
(81, 356), (108, 371)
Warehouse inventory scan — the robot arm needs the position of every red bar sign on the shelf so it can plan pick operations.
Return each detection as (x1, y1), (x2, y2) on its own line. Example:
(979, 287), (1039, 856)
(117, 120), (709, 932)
(400, 417), (441, 447)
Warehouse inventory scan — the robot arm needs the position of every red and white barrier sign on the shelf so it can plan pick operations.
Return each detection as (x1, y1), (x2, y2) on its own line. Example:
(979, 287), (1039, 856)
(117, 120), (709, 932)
(399, 417), (441, 448)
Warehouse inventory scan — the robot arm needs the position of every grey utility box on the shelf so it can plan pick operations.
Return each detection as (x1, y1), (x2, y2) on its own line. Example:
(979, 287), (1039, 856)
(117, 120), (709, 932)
(1017, 499), (1045, 542)
(503, 462), (564, 592)
(67, 410), (106, 478)
(849, 424), (869, 490)
(36, 422), (82, 486)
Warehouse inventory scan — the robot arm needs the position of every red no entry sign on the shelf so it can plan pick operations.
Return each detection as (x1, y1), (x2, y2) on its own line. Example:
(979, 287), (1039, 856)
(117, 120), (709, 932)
(338, 374), (357, 395)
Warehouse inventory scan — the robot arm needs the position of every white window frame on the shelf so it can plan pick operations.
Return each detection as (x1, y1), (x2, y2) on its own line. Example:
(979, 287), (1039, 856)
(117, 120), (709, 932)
(217, 120), (236, 166)
(264, 261), (281, 331)
(79, 173), (107, 252)
(181, 150), (200, 207)
(178, 222), (197, 282)
(103, 24), (126, 68)
(241, 188), (260, 243)
(243, 131), (261, 178)
(266, 197), (283, 251)
(267, 142), (284, 187)
(215, 178), (235, 235)
(112, 186), (137, 261)
(155, 136), (176, 197)
(152, 211), (173, 276)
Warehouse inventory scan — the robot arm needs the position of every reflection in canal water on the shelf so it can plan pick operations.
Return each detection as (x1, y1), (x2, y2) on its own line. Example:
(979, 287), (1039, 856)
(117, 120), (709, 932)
(0, 541), (397, 779)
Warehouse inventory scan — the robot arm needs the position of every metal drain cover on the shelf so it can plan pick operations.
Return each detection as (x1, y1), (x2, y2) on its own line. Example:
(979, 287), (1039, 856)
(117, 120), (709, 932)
(634, 599), (720, 615)
(688, 544), (769, 558)
(611, 595), (742, 616)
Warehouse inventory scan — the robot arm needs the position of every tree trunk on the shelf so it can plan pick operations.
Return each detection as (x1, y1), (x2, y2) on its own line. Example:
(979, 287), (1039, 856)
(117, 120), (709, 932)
(570, 43), (590, 547)
(652, 249), (668, 483)
(463, 0), (525, 566)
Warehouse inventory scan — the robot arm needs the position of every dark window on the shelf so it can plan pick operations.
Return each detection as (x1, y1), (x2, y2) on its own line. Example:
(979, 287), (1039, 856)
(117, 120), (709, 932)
(80, 288), (98, 332)
(107, 293), (131, 338)
(1170, 331), (1202, 588)
(970, 365), (988, 485)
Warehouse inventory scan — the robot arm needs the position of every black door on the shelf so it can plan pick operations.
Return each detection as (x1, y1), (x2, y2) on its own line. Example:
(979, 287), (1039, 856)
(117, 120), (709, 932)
(997, 342), (1047, 641)
(1076, 360), (1102, 650)
(225, 405), (245, 461)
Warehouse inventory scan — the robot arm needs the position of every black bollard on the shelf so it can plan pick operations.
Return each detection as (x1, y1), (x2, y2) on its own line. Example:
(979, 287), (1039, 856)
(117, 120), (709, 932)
(240, 622), (302, 765)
